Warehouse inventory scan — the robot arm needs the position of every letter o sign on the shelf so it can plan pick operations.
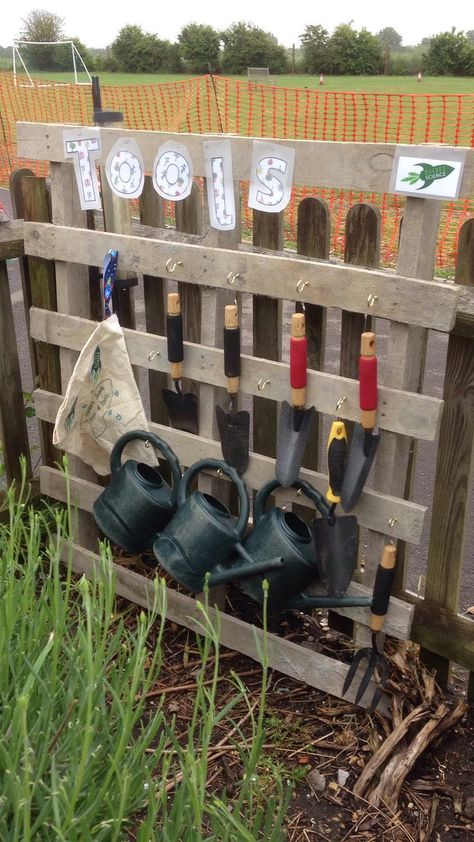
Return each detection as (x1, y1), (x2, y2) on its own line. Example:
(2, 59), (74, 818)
(153, 142), (193, 201)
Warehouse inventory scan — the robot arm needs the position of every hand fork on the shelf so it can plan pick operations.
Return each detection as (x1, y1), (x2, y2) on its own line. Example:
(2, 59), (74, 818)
(342, 545), (396, 712)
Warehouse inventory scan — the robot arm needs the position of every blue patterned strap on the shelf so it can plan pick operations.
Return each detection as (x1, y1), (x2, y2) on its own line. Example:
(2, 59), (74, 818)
(102, 249), (119, 318)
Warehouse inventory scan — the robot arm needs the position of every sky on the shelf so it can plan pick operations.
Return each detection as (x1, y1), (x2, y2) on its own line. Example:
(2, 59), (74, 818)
(2, 1), (473, 50)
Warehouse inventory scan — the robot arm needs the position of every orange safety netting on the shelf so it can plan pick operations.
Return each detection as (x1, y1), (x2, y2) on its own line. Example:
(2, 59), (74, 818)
(1, 72), (473, 268)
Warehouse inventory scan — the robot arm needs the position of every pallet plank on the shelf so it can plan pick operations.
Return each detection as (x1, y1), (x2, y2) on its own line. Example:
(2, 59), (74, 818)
(23, 222), (459, 332)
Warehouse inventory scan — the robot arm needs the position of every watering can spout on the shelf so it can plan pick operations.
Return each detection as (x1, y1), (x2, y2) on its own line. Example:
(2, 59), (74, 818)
(209, 556), (284, 587)
(285, 592), (371, 611)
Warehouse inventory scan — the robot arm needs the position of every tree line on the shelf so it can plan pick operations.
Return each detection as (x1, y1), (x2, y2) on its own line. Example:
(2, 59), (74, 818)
(8, 11), (474, 76)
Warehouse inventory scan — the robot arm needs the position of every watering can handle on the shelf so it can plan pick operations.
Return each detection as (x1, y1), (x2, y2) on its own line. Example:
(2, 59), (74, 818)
(178, 458), (250, 538)
(254, 478), (331, 522)
(110, 430), (181, 496)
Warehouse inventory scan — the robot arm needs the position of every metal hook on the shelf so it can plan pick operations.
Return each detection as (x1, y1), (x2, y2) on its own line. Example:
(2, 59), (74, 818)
(165, 258), (183, 273)
(336, 396), (347, 413)
(145, 440), (152, 448)
(227, 271), (241, 285)
(257, 378), (271, 391)
(367, 293), (378, 308)
(296, 487), (303, 496)
(388, 517), (398, 528)
(296, 279), (309, 293)
(148, 350), (161, 361)
(216, 468), (224, 478)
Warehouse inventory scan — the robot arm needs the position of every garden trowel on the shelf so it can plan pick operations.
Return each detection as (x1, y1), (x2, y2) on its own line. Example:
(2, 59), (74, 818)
(162, 292), (199, 435)
(313, 419), (358, 597)
(341, 331), (380, 512)
(275, 312), (315, 487)
(216, 304), (250, 475)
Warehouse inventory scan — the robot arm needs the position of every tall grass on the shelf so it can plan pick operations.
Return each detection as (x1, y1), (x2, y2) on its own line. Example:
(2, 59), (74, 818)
(0, 466), (290, 840)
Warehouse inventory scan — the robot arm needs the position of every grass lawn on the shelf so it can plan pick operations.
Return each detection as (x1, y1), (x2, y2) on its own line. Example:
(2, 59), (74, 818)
(10, 70), (474, 94)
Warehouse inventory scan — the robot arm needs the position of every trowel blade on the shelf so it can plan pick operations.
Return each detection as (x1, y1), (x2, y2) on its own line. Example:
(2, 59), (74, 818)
(275, 402), (315, 488)
(313, 515), (358, 597)
(162, 388), (199, 435)
(216, 405), (250, 476)
(340, 424), (380, 512)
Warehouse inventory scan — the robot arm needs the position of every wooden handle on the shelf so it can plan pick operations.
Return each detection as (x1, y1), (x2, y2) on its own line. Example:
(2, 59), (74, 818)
(291, 312), (305, 338)
(361, 331), (376, 357)
(170, 361), (182, 380)
(167, 292), (181, 316)
(225, 304), (239, 329)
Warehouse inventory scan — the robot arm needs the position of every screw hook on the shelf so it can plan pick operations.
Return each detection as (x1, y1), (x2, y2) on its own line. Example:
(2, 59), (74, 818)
(336, 396), (347, 413)
(165, 258), (183, 273)
(148, 350), (161, 361)
(388, 517), (398, 528)
(367, 293), (378, 308)
(227, 271), (241, 285)
(257, 378), (271, 391)
(296, 279), (309, 293)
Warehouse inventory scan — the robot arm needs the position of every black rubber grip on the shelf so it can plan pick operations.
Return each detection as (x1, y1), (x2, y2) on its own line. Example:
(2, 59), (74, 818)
(224, 327), (241, 378)
(371, 565), (396, 616)
(328, 436), (347, 497)
(166, 313), (183, 363)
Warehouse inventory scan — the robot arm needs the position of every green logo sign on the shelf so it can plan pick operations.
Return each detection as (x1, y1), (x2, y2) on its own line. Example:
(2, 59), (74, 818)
(401, 163), (455, 191)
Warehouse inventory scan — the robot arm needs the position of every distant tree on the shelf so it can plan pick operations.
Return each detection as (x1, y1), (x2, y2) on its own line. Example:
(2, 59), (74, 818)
(376, 28), (402, 49)
(466, 30), (474, 44)
(111, 25), (180, 73)
(19, 9), (65, 42)
(18, 8), (65, 70)
(221, 22), (288, 74)
(327, 23), (383, 75)
(423, 29), (474, 75)
(178, 23), (220, 73)
(299, 25), (329, 73)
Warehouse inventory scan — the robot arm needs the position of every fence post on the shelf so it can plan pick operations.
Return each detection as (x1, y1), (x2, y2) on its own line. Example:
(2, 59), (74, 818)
(10, 170), (62, 469)
(419, 218), (474, 697)
(0, 260), (31, 484)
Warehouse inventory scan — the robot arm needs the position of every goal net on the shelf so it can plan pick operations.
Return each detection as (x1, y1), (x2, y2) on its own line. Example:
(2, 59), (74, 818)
(12, 40), (92, 87)
(247, 67), (274, 85)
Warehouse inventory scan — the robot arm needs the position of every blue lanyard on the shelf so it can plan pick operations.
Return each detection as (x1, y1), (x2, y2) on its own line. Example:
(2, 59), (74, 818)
(102, 249), (119, 318)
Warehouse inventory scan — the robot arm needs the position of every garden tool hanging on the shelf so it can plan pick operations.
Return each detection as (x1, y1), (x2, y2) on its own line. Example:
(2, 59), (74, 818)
(341, 330), (380, 512)
(215, 304), (250, 475)
(153, 459), (283, 593)
(342, 544), (396, 711)
(162, 292), (199, 435)
(313, 401), (358, 597)
(276, 311), (315, 487)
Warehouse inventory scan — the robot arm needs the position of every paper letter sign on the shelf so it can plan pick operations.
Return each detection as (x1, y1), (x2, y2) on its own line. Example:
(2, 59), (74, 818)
(63, 128), (102, 211)
(153, 141), (193, 201)
(203, 140), (236, 231)
(248, 141), (295, 214)
(105, 138), (144, 199)
(390, 146), (466, 200)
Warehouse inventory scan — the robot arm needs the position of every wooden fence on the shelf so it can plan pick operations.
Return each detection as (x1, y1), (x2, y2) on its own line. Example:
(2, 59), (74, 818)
(0, 121), (473, 708)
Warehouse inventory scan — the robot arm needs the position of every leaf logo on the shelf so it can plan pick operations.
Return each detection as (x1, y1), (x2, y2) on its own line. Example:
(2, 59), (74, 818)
(401, 162), (455, 191)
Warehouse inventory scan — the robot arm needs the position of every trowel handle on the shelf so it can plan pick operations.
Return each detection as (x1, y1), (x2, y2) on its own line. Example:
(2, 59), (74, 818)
(360, 332), (377, 430)
(326, 420), (347, 505)
(370, 545), (397, 633)
(290, 313), (306, 409)
(223, 304), (240, 395)
(167, 292), (184, 380)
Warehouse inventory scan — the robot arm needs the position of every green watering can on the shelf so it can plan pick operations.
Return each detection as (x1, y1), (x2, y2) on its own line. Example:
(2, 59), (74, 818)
(153, 458), (283, 593)
(240, 479), (372, 612)
(93, 430), (181, 553)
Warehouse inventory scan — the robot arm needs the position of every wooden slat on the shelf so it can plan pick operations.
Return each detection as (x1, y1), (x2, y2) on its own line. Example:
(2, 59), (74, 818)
(29, 307), (443, 442)
(0, 219), (24, 259)
(0, 260), (31, 483)
(16, 123), (474, 197)
(57, 539), (391, 714)
(35, 388), (427, 544)
(23, 222), (459, 331)
(40, 465), (413, 642)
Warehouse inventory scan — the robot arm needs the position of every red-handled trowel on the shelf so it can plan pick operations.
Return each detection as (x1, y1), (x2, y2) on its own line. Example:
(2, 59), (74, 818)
(275, 312), (315, 488)
(340, 331), (380, 512)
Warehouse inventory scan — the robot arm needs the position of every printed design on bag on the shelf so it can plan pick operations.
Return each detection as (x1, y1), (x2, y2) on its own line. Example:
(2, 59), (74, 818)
(80, 379), (124, 438)
(90, 346), (102, 382)
(401, 163), (455, 190)
(64, 396), (78, 431)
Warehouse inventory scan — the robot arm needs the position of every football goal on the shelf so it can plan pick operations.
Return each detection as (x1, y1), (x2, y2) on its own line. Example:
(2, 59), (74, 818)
(247, 67), (274, 85)
(12, 40), (92, 87)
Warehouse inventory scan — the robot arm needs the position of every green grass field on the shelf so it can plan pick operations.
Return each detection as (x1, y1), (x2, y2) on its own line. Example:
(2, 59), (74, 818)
(11, 70), (474, 93)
